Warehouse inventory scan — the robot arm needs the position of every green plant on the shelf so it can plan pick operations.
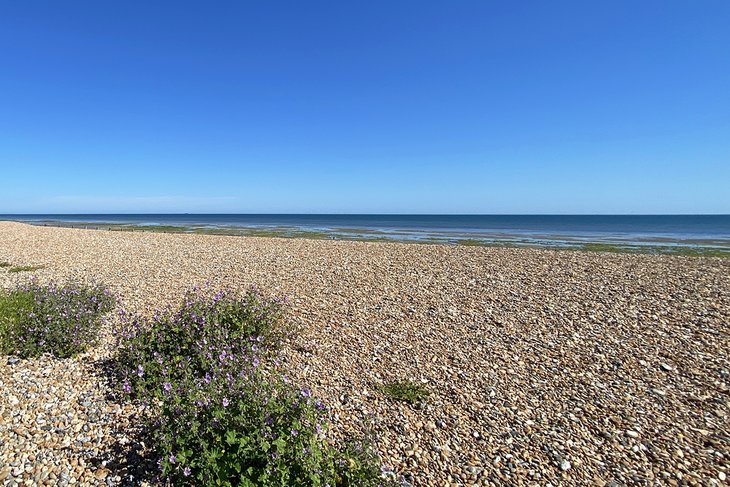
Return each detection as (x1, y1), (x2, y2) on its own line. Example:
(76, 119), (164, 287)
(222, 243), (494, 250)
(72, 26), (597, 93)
(8, 265), (45, 273)
(115, 289), (390, 486)
(380, 381), (430, 405)
(0, 290), (35, 354)
(0, 281), (115, 358)
(334, 439), (389, 487)
(0, 261), (11, 268)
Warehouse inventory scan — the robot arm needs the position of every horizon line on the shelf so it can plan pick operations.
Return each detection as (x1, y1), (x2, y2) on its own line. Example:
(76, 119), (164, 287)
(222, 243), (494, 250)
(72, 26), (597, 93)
(2, 213), (729, 217)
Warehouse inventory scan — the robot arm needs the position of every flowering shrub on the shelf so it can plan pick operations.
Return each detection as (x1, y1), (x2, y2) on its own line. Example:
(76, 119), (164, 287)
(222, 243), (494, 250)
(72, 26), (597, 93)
(116, 288), (390, 486)
(115, 288), (288, 394)
(0, 281), (115, 358)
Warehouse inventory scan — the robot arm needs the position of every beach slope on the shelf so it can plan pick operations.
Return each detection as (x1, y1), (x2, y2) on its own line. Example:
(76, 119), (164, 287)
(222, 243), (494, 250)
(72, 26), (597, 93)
(1, 221), (728, 485)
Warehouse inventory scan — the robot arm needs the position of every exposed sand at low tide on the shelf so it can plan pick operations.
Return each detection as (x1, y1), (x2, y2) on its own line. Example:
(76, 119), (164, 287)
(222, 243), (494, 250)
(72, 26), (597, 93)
(1, 221), (728, 486)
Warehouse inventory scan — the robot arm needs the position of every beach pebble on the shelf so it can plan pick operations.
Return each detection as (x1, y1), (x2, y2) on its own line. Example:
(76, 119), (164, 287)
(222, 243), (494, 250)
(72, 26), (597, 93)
(1, 221), (729, 486)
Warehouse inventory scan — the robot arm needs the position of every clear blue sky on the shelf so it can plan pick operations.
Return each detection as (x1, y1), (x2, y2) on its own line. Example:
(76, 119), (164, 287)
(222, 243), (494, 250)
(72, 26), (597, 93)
(1, 1), (728, 214)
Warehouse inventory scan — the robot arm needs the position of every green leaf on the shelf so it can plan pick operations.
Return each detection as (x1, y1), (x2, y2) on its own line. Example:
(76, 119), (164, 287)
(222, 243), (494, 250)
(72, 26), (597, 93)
(273, 438), (287, 451)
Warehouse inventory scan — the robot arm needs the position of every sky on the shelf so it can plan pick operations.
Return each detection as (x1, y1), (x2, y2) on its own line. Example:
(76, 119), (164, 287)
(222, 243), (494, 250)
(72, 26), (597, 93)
(0, 1), (729, 214)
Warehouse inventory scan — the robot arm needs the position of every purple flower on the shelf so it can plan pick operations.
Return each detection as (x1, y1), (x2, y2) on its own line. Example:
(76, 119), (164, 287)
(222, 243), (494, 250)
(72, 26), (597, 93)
(301, 388), (311, 398)
(222, 397), (229, 407)
(123, 382), (132, 394)
(163, 382), (172, 392)
(183, 467), (191, 477)
(137, 365), (144, 377)
(169, 454), (176, 464)
(204, 372), (211, 384)
(291, 429), (299, 437)
(252, 357), (260, 368)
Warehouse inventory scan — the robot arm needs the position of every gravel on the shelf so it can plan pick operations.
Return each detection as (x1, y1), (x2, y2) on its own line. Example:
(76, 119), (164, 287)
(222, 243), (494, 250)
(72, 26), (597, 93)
(1, 221), (729, 486)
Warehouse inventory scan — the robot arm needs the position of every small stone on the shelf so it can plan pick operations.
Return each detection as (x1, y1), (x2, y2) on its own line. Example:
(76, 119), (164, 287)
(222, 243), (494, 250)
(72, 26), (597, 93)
(94, 468), (109, 480)
(626, 430), (639, 438)
(719, 471), (726, 481)
(560, 459), (571, 471)
(660, 363), (673, 372)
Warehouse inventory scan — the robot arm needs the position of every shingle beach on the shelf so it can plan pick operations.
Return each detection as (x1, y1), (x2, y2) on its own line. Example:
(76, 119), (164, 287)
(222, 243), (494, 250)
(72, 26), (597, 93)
(1, 221), (728, 486)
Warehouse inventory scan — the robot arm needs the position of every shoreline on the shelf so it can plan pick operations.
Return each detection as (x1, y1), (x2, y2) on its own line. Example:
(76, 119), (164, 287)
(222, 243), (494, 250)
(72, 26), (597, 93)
(6, 218), (730, 258)
(1, 221), (729, 485)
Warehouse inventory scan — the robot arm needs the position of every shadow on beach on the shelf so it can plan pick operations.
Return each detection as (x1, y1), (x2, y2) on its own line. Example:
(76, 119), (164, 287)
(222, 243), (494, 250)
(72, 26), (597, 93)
(91, 355), (160, 486)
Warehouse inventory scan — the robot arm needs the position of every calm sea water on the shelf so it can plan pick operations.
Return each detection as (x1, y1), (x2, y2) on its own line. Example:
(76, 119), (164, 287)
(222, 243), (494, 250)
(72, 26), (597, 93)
(2, 214), (729, 248)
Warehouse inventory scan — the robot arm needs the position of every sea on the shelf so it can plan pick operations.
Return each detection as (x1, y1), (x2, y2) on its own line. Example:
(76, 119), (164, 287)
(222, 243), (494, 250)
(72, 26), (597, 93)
(2, 214), (729, 250)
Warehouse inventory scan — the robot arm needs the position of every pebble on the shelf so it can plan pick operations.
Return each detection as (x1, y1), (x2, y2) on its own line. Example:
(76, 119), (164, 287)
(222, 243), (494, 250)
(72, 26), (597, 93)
(2, 221), (729, 486)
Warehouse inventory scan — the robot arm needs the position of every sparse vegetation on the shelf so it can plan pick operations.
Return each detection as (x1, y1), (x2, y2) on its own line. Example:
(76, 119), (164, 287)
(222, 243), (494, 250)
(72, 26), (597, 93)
(8, 265), (45, 273)
(0, 290), (35, 355)
(380, 380), (430, 405)
(0, 281), (394, 484)
(0, 281), (115, 358)
(115, 288), (391, 486)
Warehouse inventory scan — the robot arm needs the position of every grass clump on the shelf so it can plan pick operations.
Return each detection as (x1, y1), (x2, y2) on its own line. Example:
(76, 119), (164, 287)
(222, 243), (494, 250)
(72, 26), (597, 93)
(0, 281), (115, 358)
(115, 288), (390, 486)
(0, 290), (35, 355)
(0, 261), (11, 268)
(380, 381), (430, 405)
(8, 265), (45, 273)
